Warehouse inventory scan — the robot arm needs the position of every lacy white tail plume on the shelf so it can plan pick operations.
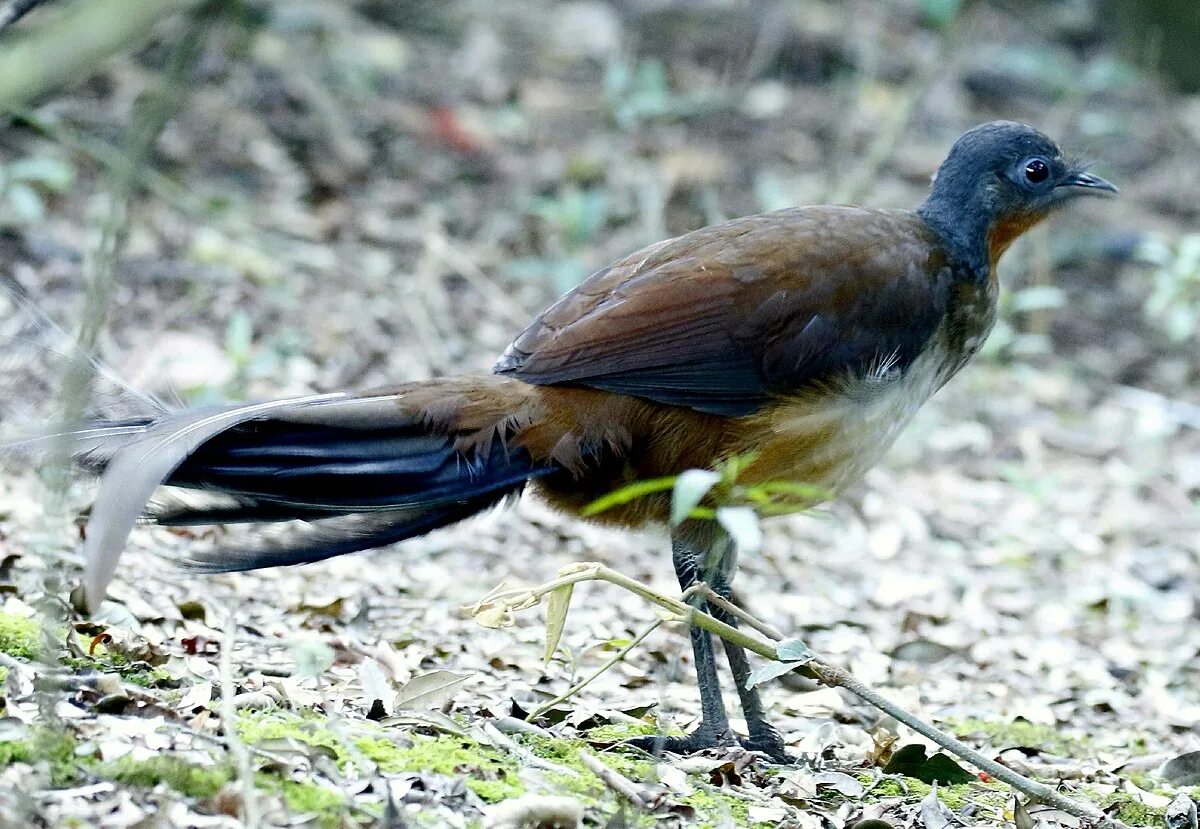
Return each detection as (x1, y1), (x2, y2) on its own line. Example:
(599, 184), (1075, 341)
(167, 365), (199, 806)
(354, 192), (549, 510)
(82, 393), (346, 610)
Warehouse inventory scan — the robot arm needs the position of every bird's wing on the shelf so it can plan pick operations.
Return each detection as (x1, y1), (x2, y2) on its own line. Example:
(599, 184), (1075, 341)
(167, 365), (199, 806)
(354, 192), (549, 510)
(495, 207), (954, 416)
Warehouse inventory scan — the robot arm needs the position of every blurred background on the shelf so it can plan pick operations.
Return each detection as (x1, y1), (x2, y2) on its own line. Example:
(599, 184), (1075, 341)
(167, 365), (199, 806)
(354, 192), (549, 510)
(1, 0), (1198, 409)
(1, 0), (1199, 825)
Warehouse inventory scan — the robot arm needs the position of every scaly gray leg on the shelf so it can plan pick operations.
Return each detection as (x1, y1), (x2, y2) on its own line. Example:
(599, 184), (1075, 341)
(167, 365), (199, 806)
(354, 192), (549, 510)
(627, 523), (736, 755)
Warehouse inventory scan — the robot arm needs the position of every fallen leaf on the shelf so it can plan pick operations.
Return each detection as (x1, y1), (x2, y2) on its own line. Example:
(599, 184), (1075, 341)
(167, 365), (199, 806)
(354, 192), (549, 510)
(1162, 751), (1200, 787)
(394, 670), (474, 711)
(1165, 793), (1198, 829)
(883, 745), (974, 785)
(359, 657), (392, 713)
(918, 782), (955, 829)
(543, 583), (574, 664)
(813, 770), (865, 798)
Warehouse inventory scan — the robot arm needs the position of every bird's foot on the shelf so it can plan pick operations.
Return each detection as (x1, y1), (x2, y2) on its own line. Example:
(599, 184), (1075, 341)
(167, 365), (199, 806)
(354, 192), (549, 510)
(624, 724), (738, 757)
(625, 723), (803, 765)
(738, 725), (800, 764)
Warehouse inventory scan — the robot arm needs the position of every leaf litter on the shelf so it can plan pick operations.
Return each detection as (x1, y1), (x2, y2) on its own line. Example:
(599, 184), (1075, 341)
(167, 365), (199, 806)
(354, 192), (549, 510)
(1, 0), (1199, 827)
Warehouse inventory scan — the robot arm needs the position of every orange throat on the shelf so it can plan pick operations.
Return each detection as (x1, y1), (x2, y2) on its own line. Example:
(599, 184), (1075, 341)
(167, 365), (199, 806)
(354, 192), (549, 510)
(986, 209), (1049, 268)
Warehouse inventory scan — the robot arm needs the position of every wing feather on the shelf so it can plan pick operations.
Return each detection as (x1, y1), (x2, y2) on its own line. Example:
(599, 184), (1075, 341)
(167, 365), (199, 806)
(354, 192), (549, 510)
(495, 207), (952, 415)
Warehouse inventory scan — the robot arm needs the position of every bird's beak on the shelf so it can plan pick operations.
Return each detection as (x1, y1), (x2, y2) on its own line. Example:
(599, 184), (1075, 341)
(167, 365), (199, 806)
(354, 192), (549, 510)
(1057, 167), (1119, 196)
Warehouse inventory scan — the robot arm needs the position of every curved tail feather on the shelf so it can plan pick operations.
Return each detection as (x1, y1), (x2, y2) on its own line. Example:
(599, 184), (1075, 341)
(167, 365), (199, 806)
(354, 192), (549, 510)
(77, 385), (556, 610)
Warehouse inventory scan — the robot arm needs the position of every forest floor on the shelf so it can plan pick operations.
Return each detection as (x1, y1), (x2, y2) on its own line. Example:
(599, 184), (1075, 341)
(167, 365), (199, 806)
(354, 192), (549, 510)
(1, 0), (1199, 827)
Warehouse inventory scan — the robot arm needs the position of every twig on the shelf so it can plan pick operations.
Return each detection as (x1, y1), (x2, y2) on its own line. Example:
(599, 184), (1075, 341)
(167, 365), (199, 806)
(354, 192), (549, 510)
(48, 0), (213, 485)
(220, 610), (260, 828)
(0, 0), (43, 33)
(527, 618), (663, 722)
(824, 8), (961, 205)
(480, 721), (579, 777)
(474, 563), (1125, 829)
(578, 750), (652, 809)
(0, 0), (205, 111)
(693, 584), (784, 641)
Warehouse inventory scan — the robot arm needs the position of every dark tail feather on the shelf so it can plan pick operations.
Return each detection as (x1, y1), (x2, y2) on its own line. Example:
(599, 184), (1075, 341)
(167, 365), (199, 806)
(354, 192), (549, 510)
(156, 419), (554, 571)
(179, 493), (513, 572)
(146, 418), (555, 569)
(164, 420), (545, 512)
(74, 390), (557, 607)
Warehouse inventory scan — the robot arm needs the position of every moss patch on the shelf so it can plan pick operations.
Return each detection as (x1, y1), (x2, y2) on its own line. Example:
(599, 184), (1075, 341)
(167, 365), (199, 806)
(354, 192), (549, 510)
(1098, 792), (1166, 827)
(255, 776), (349, 829)
(101, 755), (231, 798)
(62, 654), (175, 689)
(582, 721), (667, 742)
(384, 733), (523, 802)
(0, 726), (80, 787)
(0, 613), (39, 660)
(237, 709), (523, 802)
(523, 734), (773, 828)
(945, 717), (1093, 757)
(863, 775), (1008, 811)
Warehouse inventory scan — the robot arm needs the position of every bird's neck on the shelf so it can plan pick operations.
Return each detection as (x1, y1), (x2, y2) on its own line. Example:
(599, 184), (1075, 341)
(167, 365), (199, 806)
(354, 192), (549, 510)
(916, 194), (993, 278)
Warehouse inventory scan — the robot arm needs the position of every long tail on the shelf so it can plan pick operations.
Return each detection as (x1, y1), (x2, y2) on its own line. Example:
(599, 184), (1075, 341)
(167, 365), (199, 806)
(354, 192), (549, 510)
(73, 379), (557, 609)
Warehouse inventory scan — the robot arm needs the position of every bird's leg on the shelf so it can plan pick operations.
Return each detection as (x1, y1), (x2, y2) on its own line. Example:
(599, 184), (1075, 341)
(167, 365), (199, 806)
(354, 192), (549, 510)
(627, 524), (736, 755)
(705, 577), (793, 763)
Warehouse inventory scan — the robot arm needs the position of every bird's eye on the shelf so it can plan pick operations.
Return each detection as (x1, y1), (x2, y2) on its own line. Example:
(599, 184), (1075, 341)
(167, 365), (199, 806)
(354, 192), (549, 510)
(1024, 158), (1049, 184)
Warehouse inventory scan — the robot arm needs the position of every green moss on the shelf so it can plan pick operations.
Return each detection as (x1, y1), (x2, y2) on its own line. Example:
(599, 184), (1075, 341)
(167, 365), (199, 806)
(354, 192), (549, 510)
(383, 733), (523, 802)
(946, 717), (1092, 756)
(61, 654), (175, 689)
(101, 755), (230, 798)
(582, 721), (667, 742)
(864, 776), (910, 798)
(524, 735), (653, 783)
(256, 775), (348, 829)
(1099, 792), (1165, 827)
(238, 710), (524, 803)
(1124, 771), (1175, 797)
(0, 726), (80, 786)
(861, 775), (1006, 812)
(0, 613), (39, 660)
(679, 786), (761, 828)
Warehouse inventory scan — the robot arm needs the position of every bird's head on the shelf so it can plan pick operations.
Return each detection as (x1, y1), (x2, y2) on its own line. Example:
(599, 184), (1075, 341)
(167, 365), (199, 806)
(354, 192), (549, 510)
(918, 121), (1117, 270)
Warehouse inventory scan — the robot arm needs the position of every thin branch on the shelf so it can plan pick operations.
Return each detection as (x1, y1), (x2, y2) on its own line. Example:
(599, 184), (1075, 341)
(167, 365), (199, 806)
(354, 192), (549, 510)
(475, 563), (1125, 829)
(0, 0), (204, 111)
(528, 618), (663, 722)
(0, 0), (44, 33)
(693, 584), (785, 641)
(220, 610), (260, 828)
(578, 750), (653, 809)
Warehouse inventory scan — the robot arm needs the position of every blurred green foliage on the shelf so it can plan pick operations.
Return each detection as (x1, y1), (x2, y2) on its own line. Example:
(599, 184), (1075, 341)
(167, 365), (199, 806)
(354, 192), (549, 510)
(603, 57), (723, 130)
(1138, 233), (1200, 344)
(0, 154), (73, 227)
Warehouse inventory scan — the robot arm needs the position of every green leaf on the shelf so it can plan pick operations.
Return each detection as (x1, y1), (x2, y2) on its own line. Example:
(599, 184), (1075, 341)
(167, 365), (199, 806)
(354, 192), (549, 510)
(744, 660), (804, 689)
(670, 469), (720, 526)
(543, 583), (574, 664)
(715, 505), (762, 553)
(4, 182), (44, 223)
(882, 744), (975, 784)
(919, 0), (962, 29)
(775, 638), (816, 664)
(224, 311), (253, 364)
(749, 480), (829, 500)
(581, 476), (677, 517)
(8, 157), (74, 191)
